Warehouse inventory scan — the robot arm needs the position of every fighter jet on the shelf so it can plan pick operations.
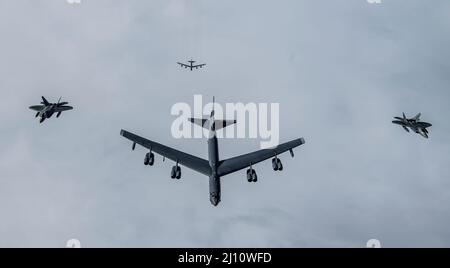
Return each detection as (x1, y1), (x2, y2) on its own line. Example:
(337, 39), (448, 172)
(120, 98), (305, 207)
(29, 96), (73, 123)
(177, 60), (206, 71)
(392, 113), (432, 138)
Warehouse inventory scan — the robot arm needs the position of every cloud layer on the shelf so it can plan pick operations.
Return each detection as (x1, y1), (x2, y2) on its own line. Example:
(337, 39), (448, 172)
(0, 0), (449, 247)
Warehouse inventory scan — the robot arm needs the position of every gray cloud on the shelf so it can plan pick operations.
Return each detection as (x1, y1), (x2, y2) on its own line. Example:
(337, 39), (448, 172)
(0, 0), (449, 247)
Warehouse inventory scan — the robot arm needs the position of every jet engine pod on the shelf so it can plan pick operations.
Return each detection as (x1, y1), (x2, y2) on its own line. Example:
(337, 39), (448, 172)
(148, 153), (154, 166)
(144, 152), (151, 165)
(246, 169), (257, 182)
(171, 166), (181, 179)
(272, 158), (283, 171)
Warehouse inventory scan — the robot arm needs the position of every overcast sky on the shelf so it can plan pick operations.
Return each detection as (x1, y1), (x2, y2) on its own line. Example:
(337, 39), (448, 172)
(0, 0), (449, 247)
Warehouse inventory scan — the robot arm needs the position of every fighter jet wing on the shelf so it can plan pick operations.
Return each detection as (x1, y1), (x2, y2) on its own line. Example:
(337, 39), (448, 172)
(416, 122), (432, 128)
(29, 105), (44, 111)
(54, 106), (73, 112)
(120, 130), (211, 176)
(392, 120), (406, 126)
(217, 138), (305, 177)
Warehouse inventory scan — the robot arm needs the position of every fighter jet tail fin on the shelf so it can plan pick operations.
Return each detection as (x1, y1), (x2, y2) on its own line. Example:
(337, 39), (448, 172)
(41, 96), (50, 106)
(413, 113), (421, 121)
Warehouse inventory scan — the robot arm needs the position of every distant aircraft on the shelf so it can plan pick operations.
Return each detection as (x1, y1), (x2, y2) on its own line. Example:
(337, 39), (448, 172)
(392, 113), (432, 138)
(177, 60), (206, 71)
(121, 98), (305, 206)
(29, 96), (73, 123)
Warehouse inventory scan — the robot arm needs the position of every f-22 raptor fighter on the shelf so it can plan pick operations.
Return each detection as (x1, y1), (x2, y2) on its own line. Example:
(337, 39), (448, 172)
(392, 113), (432, 138)
(177, 60), (206, 71)
(120, 98), (305, 206)
(29, 96), (73, 123)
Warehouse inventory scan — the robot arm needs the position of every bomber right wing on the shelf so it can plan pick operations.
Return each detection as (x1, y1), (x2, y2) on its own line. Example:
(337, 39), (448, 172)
(217, 138), (305, 177)
(120, 130), (211, 176)
(193, 64), (206, 69)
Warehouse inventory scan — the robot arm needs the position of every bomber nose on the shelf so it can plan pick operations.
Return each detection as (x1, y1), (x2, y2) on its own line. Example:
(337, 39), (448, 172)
(210, 197), (219, 206)
(210, 194), (220, 206)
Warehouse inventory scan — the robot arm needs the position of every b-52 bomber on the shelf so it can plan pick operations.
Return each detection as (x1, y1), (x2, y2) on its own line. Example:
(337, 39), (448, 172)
(120, 98), (305, 207)
(177, 60), (206, 71)
(392, 113), (432, 138)
(29, 96), (73, 123)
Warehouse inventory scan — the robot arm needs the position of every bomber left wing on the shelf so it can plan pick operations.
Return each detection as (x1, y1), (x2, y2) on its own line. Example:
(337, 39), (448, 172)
(120, 130), (211, 176)
(177, 62), (189, 68)
(217, 138), (305, 177)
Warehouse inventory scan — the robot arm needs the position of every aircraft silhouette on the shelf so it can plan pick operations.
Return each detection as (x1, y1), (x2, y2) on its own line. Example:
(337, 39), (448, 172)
(392, 113), (432, 138)
(177, 60), (206, 71)
(121, 98), (305, 206)
(29, 96), (73, 123)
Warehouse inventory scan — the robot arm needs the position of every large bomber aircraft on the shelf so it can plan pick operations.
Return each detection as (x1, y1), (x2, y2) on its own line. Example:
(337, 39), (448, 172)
(121, 98), (305, 206)
(177, 60), (206, 71)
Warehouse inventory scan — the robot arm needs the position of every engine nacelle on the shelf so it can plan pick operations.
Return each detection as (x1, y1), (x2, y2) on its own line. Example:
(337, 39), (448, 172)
(171, 166), (181, 179)
(246, 168), (257, 182)
(144, 152), (154, 166)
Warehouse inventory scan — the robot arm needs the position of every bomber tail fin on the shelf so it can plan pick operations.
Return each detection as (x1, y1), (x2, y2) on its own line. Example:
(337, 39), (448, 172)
(188, 118), (237, 131)
(188, 97), (237, 130)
